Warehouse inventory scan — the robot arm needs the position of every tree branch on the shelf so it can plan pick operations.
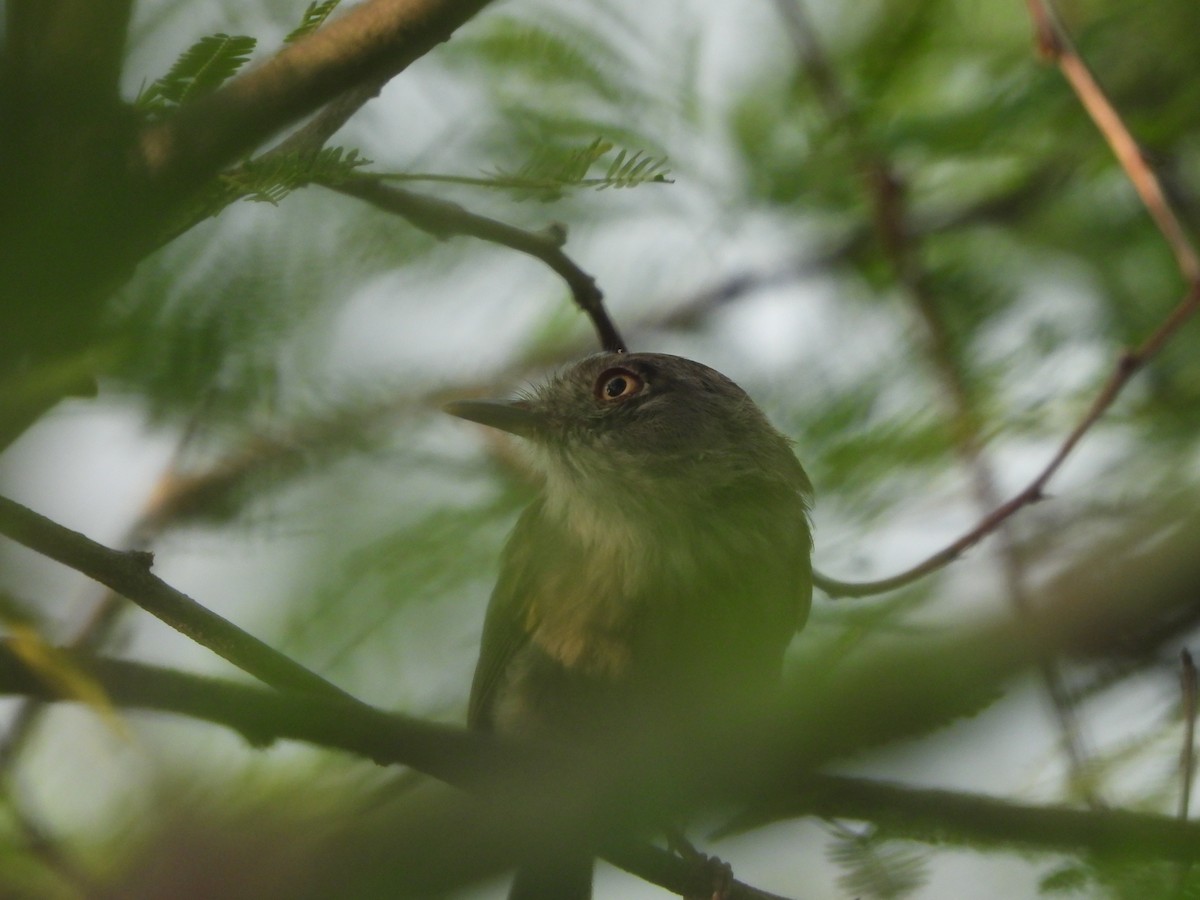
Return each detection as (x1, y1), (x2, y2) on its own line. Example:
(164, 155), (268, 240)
(723, 773), (1200, 863)
(816, 277), (1200, 598)
(0, 494), (349, 699)
(0, 644), (791, 897)
(810, 2), (1200, 601)
(332, 177), (627, 352)
(137, 0), (497, 196)
(1026, 0), (1200, 284)
(3, 543), (1200, 891)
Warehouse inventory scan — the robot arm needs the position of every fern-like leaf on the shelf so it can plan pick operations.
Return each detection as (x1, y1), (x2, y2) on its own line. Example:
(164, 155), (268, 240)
(220, 147), (371, 206)
(376, 139), (670, 201)
(601, 148), (671, 189)
(828, 831), (927, 900)
(500, 139), (671, 197)
(500, 137), (613, 199)
(285, 0), (342, 43)
(157, 147), (369, 241)
(137, 33), (256, 113)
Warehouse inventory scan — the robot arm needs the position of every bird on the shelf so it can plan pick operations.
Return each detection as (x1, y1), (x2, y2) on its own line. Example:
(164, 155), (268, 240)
(445, 351), (813, 900)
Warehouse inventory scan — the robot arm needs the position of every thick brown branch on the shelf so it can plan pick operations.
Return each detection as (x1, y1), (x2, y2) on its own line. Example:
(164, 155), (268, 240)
(138, 0), (497, 196)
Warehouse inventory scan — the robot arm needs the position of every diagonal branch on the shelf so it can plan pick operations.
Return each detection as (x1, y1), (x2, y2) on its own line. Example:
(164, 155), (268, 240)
(813, 1), (1200, 600)
(4, 516), (1200, 885)
(137, 0), (498, 196)
(816, 278), (1200, 599)
(0, 645), (790, 898)
(1026, 0), (1200, 284)
(0, 494), (350, 700)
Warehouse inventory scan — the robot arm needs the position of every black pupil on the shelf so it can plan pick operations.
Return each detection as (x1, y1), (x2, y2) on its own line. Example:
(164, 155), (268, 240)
(605, 376), (628, 398)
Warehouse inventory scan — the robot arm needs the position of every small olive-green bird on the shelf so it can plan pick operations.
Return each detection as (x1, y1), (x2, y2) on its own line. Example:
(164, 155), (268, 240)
(446, 352), (813, 900)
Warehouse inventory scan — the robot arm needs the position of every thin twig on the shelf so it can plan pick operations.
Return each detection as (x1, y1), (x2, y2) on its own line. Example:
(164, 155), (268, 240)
(813, 0), (1200, 599)
(0, 408), (219, 772)
(1026, 0), (1200, 284)
(332, 177), (627, 352)
(265, 78), (389, 160)
(1175, 647), (1199, 894)
(605, 841), (795, 900)
(1180, 649), (1197, 820)
(816, 278), (1200, 599)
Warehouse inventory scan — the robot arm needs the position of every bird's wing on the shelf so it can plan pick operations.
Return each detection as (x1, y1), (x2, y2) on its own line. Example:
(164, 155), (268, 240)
(467, 501), (544, 730)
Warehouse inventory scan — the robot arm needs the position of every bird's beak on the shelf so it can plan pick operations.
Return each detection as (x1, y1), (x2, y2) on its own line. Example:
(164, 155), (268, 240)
(443, 399), (545, 438)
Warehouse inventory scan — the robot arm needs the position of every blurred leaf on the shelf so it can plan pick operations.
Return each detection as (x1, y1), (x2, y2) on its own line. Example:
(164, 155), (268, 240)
(828, 830), (928, 899)
(285, 0), (342, 44)
(136, 32), (256, 113)
(2, 617), (127, 741)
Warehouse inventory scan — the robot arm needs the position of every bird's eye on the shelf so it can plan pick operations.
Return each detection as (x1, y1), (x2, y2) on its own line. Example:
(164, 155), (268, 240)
(594, 367), (644, 403)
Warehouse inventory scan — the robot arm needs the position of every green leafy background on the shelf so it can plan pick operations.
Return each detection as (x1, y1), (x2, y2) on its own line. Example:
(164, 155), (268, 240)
(3, 0), (1200, 897)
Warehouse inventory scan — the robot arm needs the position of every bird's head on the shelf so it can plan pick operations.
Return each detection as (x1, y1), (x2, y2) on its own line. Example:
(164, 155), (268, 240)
(445, 353), (811, 515)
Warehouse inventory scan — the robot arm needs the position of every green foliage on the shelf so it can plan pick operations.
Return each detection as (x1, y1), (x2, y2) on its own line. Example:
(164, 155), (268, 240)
(828, 830), (928, 899)
(136, 32), (257, 113)
(441, 13), (643, 108)
(11, 0), (1200, 896)
(487, 138), (672, 200)
(433, 5), (683, 198)
(380, 138), (672, 201)
(281, 490), (525, 692)
(1040, 864), (1092, 895)
(221, 146), (370, 206)
(1044, 858), (1200, 900)
(285, 0), (342, 43)
(154, 146), (369, 243)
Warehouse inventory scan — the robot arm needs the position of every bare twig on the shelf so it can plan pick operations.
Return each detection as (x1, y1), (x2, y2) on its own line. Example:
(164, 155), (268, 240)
(606, 842), (794, 900)
(332, 177), (627, 352)
(817, 278), (1200, 599)
(812, 0), (1200, 601)
(0, 494), (351, 700)
(1026, 0), (1200, 283)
